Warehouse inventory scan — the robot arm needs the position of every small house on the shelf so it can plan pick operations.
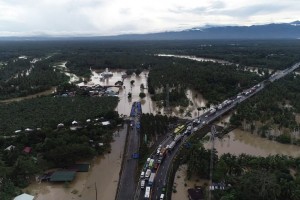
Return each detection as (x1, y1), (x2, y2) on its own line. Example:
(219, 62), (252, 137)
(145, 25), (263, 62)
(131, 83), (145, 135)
(14, 193), (34, 200)
(25, 128), (34, 132)
(101, 121), (110, 126)
(5, 145), (15, 151)
(23, 147), (32, 154)
(50, 171), (76, 182)
(57, 123), (64, 128)
(188, 186), (204, 200)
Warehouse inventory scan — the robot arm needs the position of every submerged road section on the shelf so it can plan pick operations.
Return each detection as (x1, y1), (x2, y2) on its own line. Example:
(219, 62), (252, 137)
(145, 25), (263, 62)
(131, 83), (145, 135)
(116, 102), (142, 200)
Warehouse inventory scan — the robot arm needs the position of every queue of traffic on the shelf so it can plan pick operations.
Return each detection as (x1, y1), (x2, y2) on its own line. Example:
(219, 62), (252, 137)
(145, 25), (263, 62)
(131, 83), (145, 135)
(136, 62), (300, 200)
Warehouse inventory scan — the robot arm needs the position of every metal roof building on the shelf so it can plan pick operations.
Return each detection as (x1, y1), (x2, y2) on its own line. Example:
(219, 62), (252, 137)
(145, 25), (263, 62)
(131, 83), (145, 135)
(50, 171), (76, 182)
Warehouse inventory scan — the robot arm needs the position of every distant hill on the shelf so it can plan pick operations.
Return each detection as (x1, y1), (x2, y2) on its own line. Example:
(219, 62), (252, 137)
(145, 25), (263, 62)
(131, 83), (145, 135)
(103, 21), (300, 40)
(1, 21), (300, 40)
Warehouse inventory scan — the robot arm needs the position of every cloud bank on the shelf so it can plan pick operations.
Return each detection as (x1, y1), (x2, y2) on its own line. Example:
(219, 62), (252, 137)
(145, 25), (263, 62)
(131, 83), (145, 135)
(0, 0), (299, 36)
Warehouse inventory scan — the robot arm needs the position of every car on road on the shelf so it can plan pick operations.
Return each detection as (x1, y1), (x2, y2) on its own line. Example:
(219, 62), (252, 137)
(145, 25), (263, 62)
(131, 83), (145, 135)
(143, 163), (149, 171)
(145, 169), (151, 180)
(140, 171), (145, 179)
(146, 157), (151, 163)
(159, 194), (165, 200)
(141, 179), (145, 189)
(162, 184), (166, 193)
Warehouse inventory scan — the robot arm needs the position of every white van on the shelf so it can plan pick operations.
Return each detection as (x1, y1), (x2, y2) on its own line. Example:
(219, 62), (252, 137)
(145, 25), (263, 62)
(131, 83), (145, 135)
(141, 180), (145, 189)
(140, 171), (145, 179)
(146, 157), (151, 163)
(160, 194), (165, 200)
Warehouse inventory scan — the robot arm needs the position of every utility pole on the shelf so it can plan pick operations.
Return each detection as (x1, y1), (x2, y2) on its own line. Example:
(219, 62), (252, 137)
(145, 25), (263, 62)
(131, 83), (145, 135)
(209, 125), (217, 200)
(95, 182), (98, 200)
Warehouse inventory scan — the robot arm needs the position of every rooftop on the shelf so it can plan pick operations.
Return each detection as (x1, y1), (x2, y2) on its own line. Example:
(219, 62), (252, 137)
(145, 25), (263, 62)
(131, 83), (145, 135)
(50, 171), (76, 182)
(14, 193), (34, 200)
(188, 186), (204, 200)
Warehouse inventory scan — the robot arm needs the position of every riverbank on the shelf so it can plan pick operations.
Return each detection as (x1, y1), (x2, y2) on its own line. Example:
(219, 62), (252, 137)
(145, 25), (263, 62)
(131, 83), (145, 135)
(25, 125), (127, 200)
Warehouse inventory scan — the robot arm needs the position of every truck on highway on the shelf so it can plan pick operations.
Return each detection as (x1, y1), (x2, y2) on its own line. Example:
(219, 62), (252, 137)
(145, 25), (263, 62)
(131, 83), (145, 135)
(144, 186), (151, 199)
(173, 125), (185, 135)
(158, 148), (167, 163)
(145, 169), (151, 180)
(148, 159), (154, 169)
(148, 172), (156, 186)
(174, 134), (182, 143)
(210, 108), (216, 114)
(168, 141), (176, 150)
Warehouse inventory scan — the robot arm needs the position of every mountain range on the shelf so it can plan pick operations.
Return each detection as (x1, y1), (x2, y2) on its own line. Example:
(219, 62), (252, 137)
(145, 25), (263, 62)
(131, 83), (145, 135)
(104, 21), (300, 40)
(1, 21), (300, 40)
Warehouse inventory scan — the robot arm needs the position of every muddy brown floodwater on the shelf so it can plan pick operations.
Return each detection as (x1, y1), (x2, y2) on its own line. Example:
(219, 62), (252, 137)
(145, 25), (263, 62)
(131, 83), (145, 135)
(78, 69), (208, 119)
(204, 129), (300, 157)
(0, 87), (56, 103)
(174, 113), (300, 200)
(25, 126), (127, 200)
(172, 164), (208, 200)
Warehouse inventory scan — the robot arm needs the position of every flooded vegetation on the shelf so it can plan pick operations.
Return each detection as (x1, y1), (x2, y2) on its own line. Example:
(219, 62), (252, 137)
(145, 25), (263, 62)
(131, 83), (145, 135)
(0, 87), (56, 103)
(172, 164), (208, 200)
(78, 69), (209, 118)
(157, 54), (231, 65)
(204, 129), (300, 157)
(25, 126), (127, 200)
(53, 62), (80, 83)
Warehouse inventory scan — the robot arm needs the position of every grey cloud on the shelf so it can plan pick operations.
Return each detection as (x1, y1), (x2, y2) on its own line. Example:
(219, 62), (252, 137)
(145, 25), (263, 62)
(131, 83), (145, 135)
(216, 4), (289, 18)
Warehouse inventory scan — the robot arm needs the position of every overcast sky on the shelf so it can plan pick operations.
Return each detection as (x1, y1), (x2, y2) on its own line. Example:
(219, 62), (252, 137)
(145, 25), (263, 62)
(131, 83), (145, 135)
(0, 0), (299, 36)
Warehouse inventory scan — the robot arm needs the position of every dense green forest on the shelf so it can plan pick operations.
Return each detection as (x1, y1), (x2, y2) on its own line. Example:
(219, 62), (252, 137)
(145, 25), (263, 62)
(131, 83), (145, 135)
(230, 74), (300, 144)
(148, 59), (264, 104)
(0, 94), (120, 199)
(0, 120), (121, 199)
(0, 58), (68, 99)
(179, 140), (300, 200)
(0, 96), (118, 135)
(1, 40), (300, 100)
(139, 113), (177, 166)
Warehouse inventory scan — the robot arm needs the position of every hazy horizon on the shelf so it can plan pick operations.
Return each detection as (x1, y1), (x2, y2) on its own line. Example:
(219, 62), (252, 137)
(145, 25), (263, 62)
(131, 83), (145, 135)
(0, 0), (300, 37)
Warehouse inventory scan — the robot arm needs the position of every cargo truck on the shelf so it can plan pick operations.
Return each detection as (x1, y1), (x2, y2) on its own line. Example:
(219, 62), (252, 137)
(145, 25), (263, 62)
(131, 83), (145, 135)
(148, 173), (156, 186)
(145, 169), (151, 180)
(144, 186), (151, 199)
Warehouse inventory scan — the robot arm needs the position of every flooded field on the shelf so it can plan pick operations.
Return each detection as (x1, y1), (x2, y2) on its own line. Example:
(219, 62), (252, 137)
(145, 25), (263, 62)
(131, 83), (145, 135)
(172, 164), (208, 200)
(78, 69), (208, 118)
(0, 87), (56, 103)
(54, 62), (80, 83)
(25, 126), (127, 200)
(204, 129), (300, 157)
(157, 54), (231, 65)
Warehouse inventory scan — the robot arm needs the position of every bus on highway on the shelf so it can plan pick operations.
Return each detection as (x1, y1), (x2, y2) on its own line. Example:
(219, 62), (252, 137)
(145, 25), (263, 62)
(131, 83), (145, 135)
(174, 125), (185, 135)
(144, 186), (151, 199)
